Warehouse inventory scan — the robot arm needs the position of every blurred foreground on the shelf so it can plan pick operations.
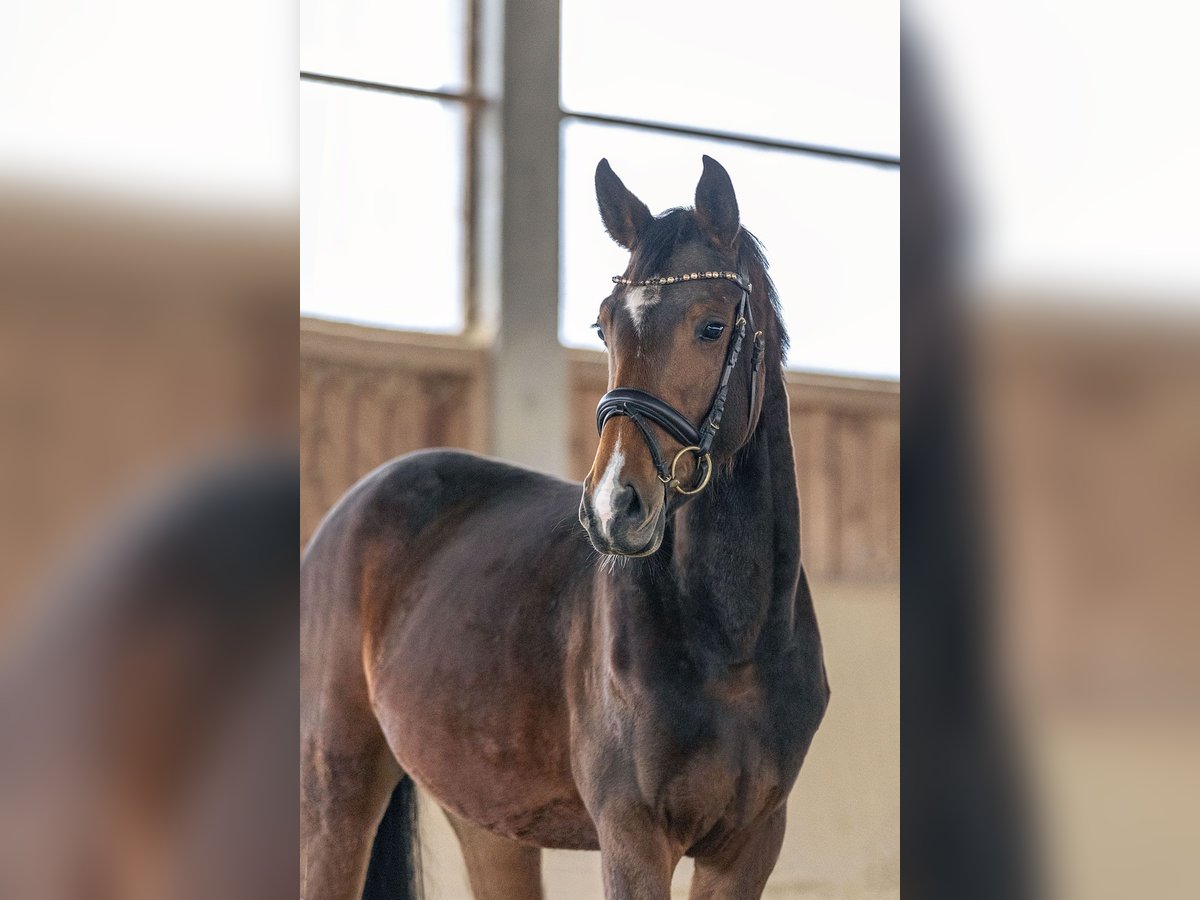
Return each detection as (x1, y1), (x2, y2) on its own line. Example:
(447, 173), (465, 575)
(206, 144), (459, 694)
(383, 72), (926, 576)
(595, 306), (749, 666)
(904, 6), (1200, 898)
(0, 186), (297, 900)
(1, 1), (299, 893)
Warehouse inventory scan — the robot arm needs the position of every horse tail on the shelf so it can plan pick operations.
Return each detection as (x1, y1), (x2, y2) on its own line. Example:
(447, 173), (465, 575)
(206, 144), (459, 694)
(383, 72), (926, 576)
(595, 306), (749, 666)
(362, 775), (423, 900)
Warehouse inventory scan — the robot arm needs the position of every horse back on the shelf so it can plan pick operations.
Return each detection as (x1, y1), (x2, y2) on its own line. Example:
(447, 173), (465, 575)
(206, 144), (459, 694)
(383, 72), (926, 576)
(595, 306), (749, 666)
(303, 446), (590, 639)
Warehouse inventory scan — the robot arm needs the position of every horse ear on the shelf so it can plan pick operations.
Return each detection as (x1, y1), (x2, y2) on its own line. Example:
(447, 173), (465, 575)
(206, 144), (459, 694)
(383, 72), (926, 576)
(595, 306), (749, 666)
(595, 159), (652, 250)
(694, 155), (740, 250)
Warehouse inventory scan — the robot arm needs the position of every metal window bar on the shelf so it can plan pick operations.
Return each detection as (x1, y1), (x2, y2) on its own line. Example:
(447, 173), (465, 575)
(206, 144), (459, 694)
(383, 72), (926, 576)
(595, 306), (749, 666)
(301, 0), (486, 331)
(301, 14), (898, 338)
(560, 110), (900, 168)
(299, 71), (898, 169)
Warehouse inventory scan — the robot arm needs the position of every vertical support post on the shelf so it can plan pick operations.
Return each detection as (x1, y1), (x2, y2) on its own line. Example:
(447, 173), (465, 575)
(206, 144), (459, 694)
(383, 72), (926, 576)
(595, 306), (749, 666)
(491, 0), (567, 474)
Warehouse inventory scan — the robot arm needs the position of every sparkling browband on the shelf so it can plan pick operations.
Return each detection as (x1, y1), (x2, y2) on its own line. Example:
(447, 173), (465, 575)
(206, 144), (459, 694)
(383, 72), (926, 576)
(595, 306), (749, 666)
(612, 271), (751, 293)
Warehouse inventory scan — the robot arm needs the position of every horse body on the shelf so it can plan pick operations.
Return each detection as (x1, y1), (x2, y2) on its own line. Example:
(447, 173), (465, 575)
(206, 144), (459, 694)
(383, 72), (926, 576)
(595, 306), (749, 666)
(356, 454), (596, 849)
(301, 156), (829, 900)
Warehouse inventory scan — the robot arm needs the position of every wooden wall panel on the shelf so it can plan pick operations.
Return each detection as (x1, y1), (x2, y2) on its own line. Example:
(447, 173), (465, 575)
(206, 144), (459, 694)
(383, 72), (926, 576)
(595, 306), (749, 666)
(870, 412), (902, 574)
(300, 324), (899, 580)
(300, 320), (489, 546)
(836, 413), (874, 577)
(792, 406), (840, 577)
(567, 351), (610, 481)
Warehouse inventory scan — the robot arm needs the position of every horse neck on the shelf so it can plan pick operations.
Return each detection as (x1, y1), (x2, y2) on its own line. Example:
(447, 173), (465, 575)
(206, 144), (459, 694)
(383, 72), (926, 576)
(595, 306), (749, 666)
(628, 354), (803, 662)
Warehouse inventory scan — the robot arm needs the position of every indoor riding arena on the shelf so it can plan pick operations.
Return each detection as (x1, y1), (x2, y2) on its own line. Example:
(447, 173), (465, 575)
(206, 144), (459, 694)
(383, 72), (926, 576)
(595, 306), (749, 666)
(5, 1), (1196, 899)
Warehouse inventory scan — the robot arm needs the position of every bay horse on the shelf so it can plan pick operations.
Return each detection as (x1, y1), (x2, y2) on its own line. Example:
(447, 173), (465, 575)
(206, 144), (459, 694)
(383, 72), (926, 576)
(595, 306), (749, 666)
(300, 155), (829, 900)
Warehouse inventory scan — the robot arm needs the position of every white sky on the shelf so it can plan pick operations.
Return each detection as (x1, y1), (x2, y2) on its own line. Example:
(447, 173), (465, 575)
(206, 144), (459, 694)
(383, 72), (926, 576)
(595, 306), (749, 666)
(300, 81), (466, 333)
(300, 0), (465, 91)
(0, 0), (294, 210)
(560, 125), (899, 378)
(299, 0), (901, 378)
(561, 0), (899, 157)
(909, 0), (1200, 308)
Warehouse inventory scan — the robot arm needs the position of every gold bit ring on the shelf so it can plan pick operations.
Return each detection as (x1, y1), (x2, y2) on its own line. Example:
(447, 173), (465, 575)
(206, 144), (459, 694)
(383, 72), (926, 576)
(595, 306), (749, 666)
(667, 446), (713, 495)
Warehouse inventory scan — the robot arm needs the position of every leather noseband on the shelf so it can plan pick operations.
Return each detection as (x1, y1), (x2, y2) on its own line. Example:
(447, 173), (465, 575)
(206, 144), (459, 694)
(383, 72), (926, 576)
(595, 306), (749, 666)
(595, 270), (765, 495)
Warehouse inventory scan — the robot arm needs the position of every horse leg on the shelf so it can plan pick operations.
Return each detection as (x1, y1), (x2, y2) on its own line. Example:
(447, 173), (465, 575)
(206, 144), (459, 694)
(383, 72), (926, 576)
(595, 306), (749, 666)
(595, 805), (678, 900)
(447, 811), (544, 900)
(300, 675), (402, 900)
(687, 808), (787, 900)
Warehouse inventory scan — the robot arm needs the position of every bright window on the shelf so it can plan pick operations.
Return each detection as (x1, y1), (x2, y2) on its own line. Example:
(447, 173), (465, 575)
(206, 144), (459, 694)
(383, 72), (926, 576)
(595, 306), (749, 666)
(559, 0), (899, 379)
(301, 83), (465, 332)
(300, 0), (475, 333)
(561, 0), (898, 157)
(300, 0), (466, 92)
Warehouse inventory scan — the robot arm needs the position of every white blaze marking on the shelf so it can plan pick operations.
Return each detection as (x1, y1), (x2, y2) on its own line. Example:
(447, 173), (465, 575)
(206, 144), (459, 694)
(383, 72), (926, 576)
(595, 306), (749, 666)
(592, 435), (625, 537)
(624, 286), (659, 335)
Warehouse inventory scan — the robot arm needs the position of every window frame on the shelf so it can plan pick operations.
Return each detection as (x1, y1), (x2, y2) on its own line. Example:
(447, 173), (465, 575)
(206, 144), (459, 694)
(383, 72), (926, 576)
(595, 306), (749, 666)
(299, 0), (898, 471)
(300, 0), (485, 332)
(557, 37), (900, 376)
(299, 0), (899, 352)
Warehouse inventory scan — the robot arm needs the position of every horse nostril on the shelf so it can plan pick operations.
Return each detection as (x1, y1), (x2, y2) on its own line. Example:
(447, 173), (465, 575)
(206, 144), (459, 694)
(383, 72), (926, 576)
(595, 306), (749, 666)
(619, 483), (642, 521)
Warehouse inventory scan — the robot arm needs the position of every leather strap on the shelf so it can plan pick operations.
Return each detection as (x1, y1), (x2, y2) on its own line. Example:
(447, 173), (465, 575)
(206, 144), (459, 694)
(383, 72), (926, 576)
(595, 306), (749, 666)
(595, 273), (761, 494)
(596, 388), (700, 448)
(745, 306), (766, 447)
(695, 290), (749, 455)
(623, 407), (673, 484)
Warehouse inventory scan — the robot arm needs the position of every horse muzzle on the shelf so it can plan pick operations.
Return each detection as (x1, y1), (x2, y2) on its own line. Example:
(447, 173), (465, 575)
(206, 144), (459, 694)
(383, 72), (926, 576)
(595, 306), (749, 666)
(579, 477), (666, 558)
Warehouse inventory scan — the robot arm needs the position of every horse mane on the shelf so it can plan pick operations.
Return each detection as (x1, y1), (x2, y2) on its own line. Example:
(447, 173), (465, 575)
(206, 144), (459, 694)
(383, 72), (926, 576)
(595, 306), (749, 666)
(628, 208), (789, 355)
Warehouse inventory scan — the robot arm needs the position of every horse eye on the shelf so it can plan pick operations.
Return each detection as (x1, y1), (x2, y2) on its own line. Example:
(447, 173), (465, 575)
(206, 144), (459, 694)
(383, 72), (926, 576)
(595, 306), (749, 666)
(592, 321), (606, 343)
(700, 321), (726, 341)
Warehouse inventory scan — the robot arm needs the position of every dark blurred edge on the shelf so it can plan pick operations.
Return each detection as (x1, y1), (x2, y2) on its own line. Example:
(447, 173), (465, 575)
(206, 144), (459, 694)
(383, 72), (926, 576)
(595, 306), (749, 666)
(899, 32), (1041, 900)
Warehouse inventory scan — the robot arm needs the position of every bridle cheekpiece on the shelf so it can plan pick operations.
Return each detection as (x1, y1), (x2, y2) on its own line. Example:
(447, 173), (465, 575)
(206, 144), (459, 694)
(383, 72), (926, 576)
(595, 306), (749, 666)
(595, 270), (765, 496)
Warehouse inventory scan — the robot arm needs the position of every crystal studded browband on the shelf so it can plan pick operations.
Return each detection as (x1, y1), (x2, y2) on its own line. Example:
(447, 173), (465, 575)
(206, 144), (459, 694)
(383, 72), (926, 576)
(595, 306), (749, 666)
(611, 271), (751, 292)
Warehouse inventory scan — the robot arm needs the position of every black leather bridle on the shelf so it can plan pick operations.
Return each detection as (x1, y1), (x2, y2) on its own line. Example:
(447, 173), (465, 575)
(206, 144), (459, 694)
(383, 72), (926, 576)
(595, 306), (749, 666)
(595, 270), (766, 495)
